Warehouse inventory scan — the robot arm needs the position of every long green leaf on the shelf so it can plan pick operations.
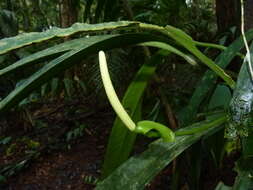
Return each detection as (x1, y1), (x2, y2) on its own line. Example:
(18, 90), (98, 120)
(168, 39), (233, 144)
(0, 33), (166, 114)
(0, 20), (238, 89)
(96, 115), (227, 190)
(0, 20), (234, 60)
(0, 35), (115, 77)
(0, 21), (140, 55)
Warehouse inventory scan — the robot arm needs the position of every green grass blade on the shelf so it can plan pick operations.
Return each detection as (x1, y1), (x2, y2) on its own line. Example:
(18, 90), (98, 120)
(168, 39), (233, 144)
(0, 33), (164, 114)
(96, 114), (227, 190)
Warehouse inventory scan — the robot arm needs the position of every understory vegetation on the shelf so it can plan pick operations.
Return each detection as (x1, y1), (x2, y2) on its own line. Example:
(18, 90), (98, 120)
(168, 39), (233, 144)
(0, 0), (253, 189)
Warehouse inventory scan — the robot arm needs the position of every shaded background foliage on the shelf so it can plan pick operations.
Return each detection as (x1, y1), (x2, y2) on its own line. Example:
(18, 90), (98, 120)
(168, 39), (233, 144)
(0, 0), (253, 189)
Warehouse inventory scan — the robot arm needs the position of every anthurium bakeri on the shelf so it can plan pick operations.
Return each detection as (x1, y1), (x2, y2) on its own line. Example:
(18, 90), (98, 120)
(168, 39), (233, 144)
(98, 51), (175, 142)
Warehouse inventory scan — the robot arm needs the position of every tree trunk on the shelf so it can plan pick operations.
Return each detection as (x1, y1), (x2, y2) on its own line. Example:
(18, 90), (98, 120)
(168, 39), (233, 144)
(59, 0), (80, 97)
(216, 0), (253, 32)
(245, 0), (253, 30)
(216, 0), (240, 33)
(59, 0), (78, 28)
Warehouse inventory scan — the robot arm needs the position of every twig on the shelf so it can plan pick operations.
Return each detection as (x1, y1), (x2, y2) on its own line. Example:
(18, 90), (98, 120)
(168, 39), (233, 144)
(240, 0), (253, 80)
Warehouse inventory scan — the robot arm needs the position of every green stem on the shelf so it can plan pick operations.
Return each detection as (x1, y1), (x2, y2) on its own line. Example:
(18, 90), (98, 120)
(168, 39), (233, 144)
(240, 0), (253, 80)
(136, 120), (175, 142)
(175, 115), (227, 136)
(194, 41), (244, 59)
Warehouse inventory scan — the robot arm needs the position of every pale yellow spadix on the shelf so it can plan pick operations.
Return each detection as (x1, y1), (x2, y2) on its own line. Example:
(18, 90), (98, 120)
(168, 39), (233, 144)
(99, 51), (136, 131)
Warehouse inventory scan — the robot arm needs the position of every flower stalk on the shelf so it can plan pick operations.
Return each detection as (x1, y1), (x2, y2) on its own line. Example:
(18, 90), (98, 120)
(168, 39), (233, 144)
(99, 50), (175, 142)
(99, 51), (136, 131)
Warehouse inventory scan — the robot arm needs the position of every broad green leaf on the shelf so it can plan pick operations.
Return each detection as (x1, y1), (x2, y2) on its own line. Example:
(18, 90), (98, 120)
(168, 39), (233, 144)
(0, 21), (139, 55)
(179, 29), (253, 125)
(96, 114), (227, 190)
(0, 33), (166, 114)
(208, 85), (232, 110)
(101, 54), (164, 178)
(0, 35), (115, 78)
(0, 20), (237, 89)
(0, 20), (237, 58)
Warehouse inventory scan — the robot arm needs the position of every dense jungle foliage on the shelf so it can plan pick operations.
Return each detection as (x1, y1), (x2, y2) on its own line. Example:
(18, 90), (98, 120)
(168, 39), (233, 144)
(0, 0), (253, 189)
